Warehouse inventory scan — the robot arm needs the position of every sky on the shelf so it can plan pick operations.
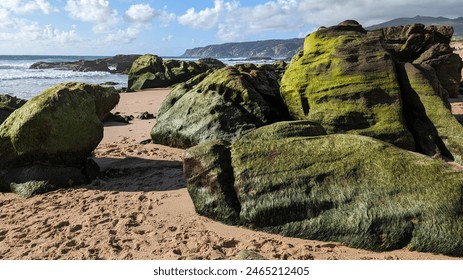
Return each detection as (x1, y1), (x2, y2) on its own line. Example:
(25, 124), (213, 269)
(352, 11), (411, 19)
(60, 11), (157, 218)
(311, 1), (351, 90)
(0, 0), (463, 56)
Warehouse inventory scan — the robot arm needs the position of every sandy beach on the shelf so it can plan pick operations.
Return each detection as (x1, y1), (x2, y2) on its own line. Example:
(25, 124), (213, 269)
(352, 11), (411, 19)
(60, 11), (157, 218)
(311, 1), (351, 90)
(1, 86), (462, 260)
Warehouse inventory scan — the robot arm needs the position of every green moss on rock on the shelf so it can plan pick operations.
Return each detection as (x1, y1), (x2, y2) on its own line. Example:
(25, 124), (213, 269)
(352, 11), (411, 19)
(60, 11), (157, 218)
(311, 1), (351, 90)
(0, 82), (119, 168)
(128, 54), (208, 91)
(184, 124), (463, 256)
(280, 23), (415, 150)
(151, 65), (290, 148)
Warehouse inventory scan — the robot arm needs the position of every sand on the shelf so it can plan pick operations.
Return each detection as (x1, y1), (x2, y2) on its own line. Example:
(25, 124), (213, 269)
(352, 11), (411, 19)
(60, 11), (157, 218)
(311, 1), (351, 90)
(2, 87), (463, 260)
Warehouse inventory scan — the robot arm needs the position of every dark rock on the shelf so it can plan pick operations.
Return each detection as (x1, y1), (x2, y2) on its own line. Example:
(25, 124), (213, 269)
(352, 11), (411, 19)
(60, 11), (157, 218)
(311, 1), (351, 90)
(198, 58), (226, 70)
(137, 112), (155, 120)
(0, 94), (27, 124)
(29, 54), (141, 74)
(151, 64), (290, 148)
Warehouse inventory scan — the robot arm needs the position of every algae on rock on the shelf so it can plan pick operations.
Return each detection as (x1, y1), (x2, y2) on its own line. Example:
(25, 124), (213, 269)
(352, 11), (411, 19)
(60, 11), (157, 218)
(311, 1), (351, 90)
(0, 82), (119, 193)
(151, 65), (290, 148)
(128, 54), (208, 91)
(280, 21), (415, 150)
(185, 123), (463, 256)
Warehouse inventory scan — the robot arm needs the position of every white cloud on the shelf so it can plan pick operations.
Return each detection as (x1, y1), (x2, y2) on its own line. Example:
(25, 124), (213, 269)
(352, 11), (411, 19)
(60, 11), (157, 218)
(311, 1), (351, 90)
(162, 35), (174, 41)
(105, 27), (139, 43)
(65, 0), (118, 33)
(178, 0), (239, 30)
(125, 4), (155, 25)
(179, 0), (463, 42)
(0, 0), (57, 14)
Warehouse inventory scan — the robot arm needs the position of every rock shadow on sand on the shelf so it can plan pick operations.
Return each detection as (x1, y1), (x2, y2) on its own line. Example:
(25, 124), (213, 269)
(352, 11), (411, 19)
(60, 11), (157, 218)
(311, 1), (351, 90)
(88, 157), (185, 192)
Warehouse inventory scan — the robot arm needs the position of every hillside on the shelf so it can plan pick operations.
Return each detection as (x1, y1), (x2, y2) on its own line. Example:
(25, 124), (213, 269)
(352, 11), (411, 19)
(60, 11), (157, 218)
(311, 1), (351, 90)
(181, 38), (304, 58)
(181, 16), (463, 59)
(367, 16), (463, 36)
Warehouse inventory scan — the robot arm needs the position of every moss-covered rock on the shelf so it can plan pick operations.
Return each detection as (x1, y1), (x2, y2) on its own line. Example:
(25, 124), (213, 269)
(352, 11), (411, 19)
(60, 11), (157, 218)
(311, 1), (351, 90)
(280, 21), (415, 150)
(0, 94), (27, 124)
(151, 65), (290, 148)
(185, 123), (463, 256)
(0, 82), (119, 193)
(399, 63), (463, 162)
(127, 54), (208, 91)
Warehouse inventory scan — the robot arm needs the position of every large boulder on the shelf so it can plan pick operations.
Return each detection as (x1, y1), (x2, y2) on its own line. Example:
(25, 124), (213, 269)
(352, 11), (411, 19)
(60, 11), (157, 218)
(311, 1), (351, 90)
(184, 124), (463, 256)
(280, 21), (416, 150)
(151, 64), (290, 148)
(0, 82), (119, 193)
(0, 94), (27, 124)
(128, 54), (208, 91)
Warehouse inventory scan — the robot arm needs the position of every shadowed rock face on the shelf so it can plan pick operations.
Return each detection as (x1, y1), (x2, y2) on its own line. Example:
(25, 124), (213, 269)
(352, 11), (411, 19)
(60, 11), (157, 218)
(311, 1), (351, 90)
(151, 64), (290, 148)
(0, 82), (119, 194)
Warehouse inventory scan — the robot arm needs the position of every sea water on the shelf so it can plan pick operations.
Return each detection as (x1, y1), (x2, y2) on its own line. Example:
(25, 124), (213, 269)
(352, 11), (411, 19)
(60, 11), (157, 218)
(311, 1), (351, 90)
(0, 55), (279, 100)
(0, 55), (128, 100)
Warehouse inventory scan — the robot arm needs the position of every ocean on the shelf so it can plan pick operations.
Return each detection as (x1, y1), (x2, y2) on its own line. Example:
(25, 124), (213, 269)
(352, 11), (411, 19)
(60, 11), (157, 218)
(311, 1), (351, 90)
(0, 55), (128, 100)
(0, 55), (279, 100)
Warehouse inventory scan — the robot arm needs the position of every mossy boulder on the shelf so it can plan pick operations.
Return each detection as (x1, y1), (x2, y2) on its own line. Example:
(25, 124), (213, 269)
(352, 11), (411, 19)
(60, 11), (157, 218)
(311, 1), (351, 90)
(151, 64), (290, 148)
(185, 123), (463, 256)
(128, 54), (208, 91)
(280, 21), (415, 150)
(0, 82), (119, 193)
(0, 94), (27, 124)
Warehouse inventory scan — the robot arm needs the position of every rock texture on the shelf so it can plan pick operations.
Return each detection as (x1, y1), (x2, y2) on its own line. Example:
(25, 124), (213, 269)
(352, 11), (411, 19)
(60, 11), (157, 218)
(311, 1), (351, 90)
(280, 20), (463, 159)
(185, 125), (463, 256)
(128, 55), (209, 91)
(0, 82), (119, 195)
(151, 64), (290, 148)
(0, 94), (27, 124)
(182, 38), (304, 58)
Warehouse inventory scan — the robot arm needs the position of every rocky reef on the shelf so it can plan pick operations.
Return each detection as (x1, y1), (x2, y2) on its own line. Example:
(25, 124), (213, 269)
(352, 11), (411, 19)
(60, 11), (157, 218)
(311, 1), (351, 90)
(0, 82), (119, 196)
(30, 54), (142, 74)
(181, 21), (463, 256)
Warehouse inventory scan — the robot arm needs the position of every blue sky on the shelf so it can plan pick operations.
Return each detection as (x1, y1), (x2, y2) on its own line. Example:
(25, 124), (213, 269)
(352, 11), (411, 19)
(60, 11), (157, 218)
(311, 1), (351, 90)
(0, 0), (462, 56)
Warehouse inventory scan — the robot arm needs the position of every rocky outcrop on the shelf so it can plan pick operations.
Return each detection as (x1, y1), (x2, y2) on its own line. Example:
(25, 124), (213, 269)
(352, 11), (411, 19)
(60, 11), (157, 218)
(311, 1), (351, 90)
(280, 20), (463, 159)
(367, 15), (463, 36)
(0, 82), (119, 195)
(281, 20), (416, 150)
(0, 94), (27, 124)
(185, 124), (463, 256)
(181, 38), (304, 58)
(151, 64), (290, 148)
(382, 23), (462, 97)
(29, 54), (141, 74)
(128, 54), (209, 91)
